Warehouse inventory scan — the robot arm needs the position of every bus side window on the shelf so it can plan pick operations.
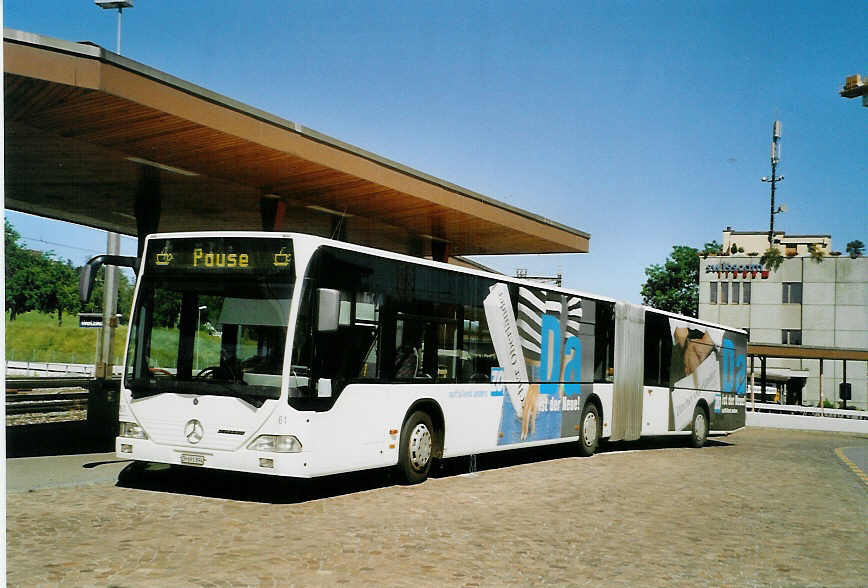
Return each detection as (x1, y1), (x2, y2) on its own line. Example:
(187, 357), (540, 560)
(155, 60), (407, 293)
(394, 318), (425, 379)
(643, 313), (672, 386)
(462, 305), (496, 383)
(354, 291), (381, 379)
(594, 301), (615, 383)
(434, 321), (459, 381)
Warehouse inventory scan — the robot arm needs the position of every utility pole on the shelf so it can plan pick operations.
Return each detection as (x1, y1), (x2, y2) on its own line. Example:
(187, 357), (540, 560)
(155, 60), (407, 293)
(94, 1), (133, 378)
(761, 120), (785, 249)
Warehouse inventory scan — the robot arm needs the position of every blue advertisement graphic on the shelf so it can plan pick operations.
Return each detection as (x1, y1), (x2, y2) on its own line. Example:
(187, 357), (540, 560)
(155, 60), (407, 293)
(496, 315), (584, 446)
(720, 336), (747, 395)
(484, 285), (588, 446)
(498, 391), (565, 444)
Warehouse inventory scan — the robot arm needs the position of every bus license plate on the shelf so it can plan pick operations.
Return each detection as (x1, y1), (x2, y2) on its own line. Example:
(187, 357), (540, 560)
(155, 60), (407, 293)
(180, 454), (205, 466)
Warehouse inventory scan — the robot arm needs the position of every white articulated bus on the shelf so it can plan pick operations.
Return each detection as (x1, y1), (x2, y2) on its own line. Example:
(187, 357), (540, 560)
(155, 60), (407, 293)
(83, 232), (747, 483)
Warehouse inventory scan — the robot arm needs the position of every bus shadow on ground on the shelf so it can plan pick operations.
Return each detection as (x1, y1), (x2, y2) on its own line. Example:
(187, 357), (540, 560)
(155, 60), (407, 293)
(115, 461), (398, 503)
(6, 421), (114, 458)
(115, 435), (733, 504)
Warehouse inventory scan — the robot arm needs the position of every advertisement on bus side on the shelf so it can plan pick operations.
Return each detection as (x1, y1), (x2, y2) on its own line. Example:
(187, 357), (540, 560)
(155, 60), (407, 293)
(485, 283), (591, 445)
(483, 283), (746, 445)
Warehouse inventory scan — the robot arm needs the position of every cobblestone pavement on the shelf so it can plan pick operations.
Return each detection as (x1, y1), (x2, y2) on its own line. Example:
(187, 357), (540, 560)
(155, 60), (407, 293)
(7, 428), (868, 587)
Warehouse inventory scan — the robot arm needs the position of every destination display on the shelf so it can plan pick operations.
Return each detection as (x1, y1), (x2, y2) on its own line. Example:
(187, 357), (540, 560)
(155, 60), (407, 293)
(145, 237), (294, 276)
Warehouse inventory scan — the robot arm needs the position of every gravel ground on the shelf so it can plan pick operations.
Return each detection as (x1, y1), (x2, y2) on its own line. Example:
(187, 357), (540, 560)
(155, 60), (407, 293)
(6, 409), (88, 427)
(6, 427), (868, 587)
(6, 386), (89, 426)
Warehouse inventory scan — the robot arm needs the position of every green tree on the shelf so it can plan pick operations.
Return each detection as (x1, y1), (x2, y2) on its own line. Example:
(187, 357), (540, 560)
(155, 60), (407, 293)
(41, 260), (80, 326)
(79, 266), (135, 324)
(5, 219), (131, 326)
(641, 241), (720, 318)
(846, 240), (864, 258)
(5, 220), (52, 320)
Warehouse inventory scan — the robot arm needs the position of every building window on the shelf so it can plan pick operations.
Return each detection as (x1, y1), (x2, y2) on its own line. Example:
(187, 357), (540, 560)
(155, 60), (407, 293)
(732, 282), (740, 304)
(721, 282), (729, 304)
(782, 329), (802, 345)
(709, 282), (717, 304)
(782, 282), (802, 304)
(743, 282), (751, 304)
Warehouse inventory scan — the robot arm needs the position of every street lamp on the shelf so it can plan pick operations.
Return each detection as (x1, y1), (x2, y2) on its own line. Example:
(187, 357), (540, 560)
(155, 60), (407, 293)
(94, 1), (133, 54)
(196, 305), (207, 370)
(93, 1), (133, 380)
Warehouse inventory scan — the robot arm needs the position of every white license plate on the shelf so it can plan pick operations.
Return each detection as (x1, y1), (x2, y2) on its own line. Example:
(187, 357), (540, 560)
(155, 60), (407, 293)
(180, 454), (205, 466)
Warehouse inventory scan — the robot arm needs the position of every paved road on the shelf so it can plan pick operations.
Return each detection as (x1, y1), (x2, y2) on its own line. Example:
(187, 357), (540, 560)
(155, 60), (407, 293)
(6, 428), (868, 587)
(6, 453), (130, 493)
(837, 445), (868, 489)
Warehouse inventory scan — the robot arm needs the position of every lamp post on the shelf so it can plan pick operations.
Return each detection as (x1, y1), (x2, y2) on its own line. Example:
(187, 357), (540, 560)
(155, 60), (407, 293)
(196, 305), (207, 370)
(94, 1), (133, 379)
(94, 1), (133, 54)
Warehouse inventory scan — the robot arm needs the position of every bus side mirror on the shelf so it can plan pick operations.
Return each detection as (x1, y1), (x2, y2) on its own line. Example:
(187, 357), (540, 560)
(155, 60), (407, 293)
(316, 288), (341, 332)
(80, 254), (138, 304)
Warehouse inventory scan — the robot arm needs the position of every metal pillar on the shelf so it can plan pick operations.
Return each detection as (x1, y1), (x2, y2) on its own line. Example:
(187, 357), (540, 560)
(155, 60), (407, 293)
(842, 360), (848, 410)
(135, 165), (162, 259)
(96, 232), (121, 379)
(760, 356), (767, 403)
(407, 235), (424, 258)
(750, 355), (756, 410)
(431, 240), (450, 263)
(260, 194), (286, 232)
(819, 358), (824, 413)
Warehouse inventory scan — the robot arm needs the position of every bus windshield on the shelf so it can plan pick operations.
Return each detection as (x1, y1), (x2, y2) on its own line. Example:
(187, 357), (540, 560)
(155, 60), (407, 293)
(124, 237), (295, 407)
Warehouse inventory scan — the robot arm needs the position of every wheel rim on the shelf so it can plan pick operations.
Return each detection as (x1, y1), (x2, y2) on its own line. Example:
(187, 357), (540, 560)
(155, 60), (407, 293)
(408, 423), (432, 471)
(582, 411), (597, 447)
(694, 412), (707, 439)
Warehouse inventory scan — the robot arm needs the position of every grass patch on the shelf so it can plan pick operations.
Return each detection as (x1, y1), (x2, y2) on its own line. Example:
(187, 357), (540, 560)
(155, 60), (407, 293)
(6, 311), (127, 365)
(7, 311), (257, 371)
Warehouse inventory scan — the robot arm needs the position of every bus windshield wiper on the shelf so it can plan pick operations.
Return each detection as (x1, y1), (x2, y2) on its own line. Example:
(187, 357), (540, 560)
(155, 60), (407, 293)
(126, 378), (279, 407)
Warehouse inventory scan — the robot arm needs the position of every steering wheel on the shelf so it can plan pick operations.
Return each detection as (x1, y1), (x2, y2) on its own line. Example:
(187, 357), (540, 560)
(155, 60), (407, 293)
(149, 367), (173, 377)
(195, 365), (247, 384)
(195, 366), (220, 379)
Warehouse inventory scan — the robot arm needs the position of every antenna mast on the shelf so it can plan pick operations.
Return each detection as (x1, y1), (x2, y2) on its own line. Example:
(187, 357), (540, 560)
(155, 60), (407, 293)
(761, 120), (784, 248)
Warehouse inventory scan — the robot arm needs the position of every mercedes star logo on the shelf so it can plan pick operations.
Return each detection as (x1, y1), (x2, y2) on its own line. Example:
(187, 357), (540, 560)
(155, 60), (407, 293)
(184, 419), (204, 444)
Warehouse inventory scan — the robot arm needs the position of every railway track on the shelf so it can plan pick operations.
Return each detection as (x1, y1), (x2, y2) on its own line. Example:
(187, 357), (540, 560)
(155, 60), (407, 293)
(6, 392), (89, 415)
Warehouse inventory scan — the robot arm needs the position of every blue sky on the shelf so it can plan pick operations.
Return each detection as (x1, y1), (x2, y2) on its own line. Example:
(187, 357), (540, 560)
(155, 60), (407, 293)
(3, 1), (866, 303)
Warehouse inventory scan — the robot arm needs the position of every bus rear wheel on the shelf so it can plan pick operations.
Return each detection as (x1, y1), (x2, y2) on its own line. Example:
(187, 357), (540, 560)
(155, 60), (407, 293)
(398, 411), (434, 484)
(689, 405), (708, 448)
(577, 402), (599, 457)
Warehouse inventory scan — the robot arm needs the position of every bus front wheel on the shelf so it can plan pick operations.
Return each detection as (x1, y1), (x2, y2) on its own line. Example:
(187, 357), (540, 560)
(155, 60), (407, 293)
(577, 402), (600, 457)
(398, 411), (434, 484)
(689, 406), (708, 448)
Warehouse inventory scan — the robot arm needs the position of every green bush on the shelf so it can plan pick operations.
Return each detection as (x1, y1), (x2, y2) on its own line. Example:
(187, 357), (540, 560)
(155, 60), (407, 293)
(760, 247), (784, 271)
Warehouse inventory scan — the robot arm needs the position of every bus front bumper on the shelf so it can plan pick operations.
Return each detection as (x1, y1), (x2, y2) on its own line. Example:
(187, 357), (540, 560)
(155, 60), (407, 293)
(115, 437), (314, 477)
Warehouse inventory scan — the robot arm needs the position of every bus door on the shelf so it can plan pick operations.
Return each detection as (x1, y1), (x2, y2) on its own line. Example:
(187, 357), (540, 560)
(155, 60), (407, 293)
(393, 313), (459, 382)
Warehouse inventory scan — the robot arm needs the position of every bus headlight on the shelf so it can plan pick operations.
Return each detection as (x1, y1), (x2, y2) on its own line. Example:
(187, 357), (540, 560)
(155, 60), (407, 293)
(247, 435), (302, 453)
(119, 421), (148, 440)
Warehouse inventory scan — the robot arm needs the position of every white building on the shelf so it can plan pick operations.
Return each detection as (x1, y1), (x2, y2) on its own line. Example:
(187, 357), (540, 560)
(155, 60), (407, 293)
(699, 228), (868, 409)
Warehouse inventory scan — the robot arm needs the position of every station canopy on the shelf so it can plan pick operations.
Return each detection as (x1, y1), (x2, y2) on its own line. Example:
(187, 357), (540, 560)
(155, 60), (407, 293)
(4, 29), (590, 260)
